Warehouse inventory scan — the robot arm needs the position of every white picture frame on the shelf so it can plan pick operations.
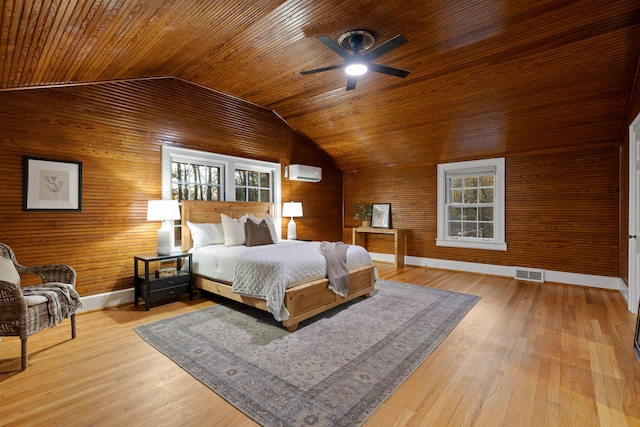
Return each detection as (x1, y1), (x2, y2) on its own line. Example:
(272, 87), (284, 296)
(24, 157), (82, 211)
(371, 203), (391, 228)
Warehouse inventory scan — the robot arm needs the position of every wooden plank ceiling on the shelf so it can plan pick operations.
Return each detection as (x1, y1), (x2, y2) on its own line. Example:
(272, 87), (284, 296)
(1, 0), (639, 172)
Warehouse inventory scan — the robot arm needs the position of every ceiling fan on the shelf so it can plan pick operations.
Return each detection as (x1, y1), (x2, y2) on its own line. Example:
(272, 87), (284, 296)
(300, 30), (410, 91)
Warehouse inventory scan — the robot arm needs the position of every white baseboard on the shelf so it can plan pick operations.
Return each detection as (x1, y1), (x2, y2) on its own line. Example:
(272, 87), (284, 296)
(78, 288), (135, 313)
(78, 255), (625, 312)
(371, 253), (625, 292)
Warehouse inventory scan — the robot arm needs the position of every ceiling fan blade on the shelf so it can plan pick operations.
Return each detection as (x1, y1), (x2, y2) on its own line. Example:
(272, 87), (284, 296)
(362, 34), (408, 62)
(317, 35), (352, 60)
(300, 64), (345, 75)
(367, 63), (410, 78)
(346, 76), (358, 91)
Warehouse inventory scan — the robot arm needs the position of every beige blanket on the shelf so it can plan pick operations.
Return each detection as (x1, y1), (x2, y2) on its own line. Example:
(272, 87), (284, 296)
(22, 283), (81, 327)
(319, 241), (350, 297)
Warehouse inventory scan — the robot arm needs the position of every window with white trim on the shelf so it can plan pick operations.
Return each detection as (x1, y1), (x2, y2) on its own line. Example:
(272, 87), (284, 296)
(171, 160), (222, 201)
(161, 146), (282, 249)
(234, 168), (272, 202)
(437, 158), (506, 251)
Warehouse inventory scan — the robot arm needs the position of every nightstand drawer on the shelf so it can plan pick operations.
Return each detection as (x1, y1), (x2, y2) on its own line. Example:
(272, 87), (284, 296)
(148, 272), (190, 291)
(149, 283), (190, 303)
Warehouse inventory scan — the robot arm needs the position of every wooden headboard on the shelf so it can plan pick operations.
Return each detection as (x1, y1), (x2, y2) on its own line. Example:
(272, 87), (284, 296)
(181, 200), (273, 252)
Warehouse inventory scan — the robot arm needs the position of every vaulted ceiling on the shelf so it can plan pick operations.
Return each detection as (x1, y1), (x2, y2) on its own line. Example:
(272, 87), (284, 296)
(1, 1), (639, 172)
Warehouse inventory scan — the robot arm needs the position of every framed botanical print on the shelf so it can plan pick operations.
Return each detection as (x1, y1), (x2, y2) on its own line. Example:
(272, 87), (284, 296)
(24, 157), (82, 211)
(371, 203), (391, 228)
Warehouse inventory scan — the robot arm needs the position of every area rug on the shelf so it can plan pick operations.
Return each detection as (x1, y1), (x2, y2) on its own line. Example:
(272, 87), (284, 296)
(134, 280), (479, 426)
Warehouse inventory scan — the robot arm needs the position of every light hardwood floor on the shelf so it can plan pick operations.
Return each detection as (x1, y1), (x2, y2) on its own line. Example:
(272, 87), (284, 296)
(1, 263), (639, 426)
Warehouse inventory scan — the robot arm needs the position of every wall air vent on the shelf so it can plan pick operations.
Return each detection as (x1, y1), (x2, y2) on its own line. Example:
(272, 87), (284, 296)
(288, 164), (322, 182)
(513, 267), (545, 283)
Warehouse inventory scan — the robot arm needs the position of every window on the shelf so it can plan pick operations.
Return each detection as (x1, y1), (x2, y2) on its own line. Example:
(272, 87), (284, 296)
(171, 160), (222, 201)
(437, 158), (506, 251)
(162, 146), (282, 249)
(234, 168), (272, 202)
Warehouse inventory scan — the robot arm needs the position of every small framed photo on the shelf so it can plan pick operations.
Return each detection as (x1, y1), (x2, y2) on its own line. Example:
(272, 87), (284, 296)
(371, 203), (391, 228)
(24, 157), (82, 211)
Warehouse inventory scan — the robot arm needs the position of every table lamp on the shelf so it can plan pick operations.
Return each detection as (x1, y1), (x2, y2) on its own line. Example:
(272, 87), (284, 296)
(282, 201), (303, 240)
(147, 200), (181, 255)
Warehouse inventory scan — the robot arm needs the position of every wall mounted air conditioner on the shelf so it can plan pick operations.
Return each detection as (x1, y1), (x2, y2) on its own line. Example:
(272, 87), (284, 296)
(288, 164), (322, 182)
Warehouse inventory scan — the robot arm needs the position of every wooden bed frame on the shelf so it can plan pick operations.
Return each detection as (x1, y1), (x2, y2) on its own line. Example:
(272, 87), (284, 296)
(181, 200), (376, 331)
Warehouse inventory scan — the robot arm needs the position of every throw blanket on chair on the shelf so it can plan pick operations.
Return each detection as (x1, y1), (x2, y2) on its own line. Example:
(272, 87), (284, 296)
(319, 241), (350, 297)
(22, 283), (82, 327)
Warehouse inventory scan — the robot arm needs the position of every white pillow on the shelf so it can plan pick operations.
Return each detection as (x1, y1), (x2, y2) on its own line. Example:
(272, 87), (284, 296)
(221, 213), (248, 246)
(187, 221), (224, 248)
(213, 223), (225, 242)
(0, 257), (20, 286)
(250, 213), (278, 243)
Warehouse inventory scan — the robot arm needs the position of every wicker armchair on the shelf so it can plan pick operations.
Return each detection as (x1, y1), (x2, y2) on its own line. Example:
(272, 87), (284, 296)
(0, 243), (80, 370)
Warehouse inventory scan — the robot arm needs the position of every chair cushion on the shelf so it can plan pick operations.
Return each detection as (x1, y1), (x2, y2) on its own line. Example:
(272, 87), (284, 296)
(0, 256), (20, 286)
(22, 283), (81, 328)
(23, 294), (48, 306)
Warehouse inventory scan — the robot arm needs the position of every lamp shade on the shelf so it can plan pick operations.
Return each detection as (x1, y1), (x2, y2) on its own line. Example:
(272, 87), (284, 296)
(147, 200), (181, 221)
(282, 201), (303, 218)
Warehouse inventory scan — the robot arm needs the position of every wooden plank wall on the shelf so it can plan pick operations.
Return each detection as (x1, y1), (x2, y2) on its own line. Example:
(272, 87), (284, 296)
(0, 78), (342, 296)
(0, 74), (631, 298)
(344, 144), (621, 278)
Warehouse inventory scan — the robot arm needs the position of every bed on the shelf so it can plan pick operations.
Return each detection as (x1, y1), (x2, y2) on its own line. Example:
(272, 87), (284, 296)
(181, 200), (377, 331)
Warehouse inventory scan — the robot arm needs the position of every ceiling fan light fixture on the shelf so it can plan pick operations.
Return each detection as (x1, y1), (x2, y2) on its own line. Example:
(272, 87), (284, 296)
(300, 30), (410, 90)
(345, 63), (368, 76)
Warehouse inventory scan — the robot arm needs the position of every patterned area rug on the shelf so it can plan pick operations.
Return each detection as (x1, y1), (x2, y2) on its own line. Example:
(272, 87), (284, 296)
(134, 280), (479, 426)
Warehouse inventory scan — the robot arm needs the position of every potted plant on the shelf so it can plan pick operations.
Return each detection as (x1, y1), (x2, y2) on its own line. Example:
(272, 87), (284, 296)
(353, 202), (373, 228)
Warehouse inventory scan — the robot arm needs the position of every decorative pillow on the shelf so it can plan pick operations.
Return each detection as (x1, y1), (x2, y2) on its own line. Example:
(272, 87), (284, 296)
(187, 221), (224, 248)
(0, 257), (20, 286)
(221, 213), (248, 246)
(245, 219), (274, 247)
(250, 213), (278, 242)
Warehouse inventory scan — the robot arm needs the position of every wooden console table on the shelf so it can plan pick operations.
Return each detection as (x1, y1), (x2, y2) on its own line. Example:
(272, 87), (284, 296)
(352, 227), (405, 268)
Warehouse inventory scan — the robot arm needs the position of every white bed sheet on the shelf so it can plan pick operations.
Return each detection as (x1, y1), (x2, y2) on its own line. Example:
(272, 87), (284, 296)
(189, 240), (376, 321)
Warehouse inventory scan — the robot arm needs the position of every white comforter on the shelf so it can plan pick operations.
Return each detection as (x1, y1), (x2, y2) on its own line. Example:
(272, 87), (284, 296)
(189, 240), (376, 321)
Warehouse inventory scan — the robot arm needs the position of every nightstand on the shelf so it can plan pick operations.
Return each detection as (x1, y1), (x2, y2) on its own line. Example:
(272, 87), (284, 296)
(134, 253), (193, 310)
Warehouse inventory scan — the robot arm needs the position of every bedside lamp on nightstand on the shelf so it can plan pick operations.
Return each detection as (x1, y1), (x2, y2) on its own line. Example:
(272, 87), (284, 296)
(147, 200), (181, 255)
(282, 201), (303, 240)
